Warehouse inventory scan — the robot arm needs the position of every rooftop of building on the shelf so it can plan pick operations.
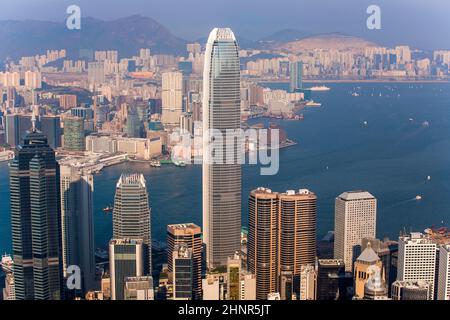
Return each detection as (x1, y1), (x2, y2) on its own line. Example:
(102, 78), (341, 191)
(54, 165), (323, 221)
(167, 223), (201, 235)
(424, 226), (450, 245)
(338, 190), (375, 201)
(109, 238), (144, 245)
(356, 244), (380, 263)
(117, 173), (147, 188)
(207, 28), (236, 43)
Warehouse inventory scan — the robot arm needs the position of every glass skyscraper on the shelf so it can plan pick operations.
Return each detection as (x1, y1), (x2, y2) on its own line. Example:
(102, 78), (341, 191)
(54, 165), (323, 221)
(113, 173), (152, 274)
(202, 28), (242, 268)
(9, 124), (63, 299)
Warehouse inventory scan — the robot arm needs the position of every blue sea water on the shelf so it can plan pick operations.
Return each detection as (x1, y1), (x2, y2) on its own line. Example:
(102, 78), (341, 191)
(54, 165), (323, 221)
(1, 82), (450, 253)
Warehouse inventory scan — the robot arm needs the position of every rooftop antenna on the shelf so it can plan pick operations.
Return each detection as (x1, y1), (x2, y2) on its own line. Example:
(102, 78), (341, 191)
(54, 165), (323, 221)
(31, 112), (37, 132)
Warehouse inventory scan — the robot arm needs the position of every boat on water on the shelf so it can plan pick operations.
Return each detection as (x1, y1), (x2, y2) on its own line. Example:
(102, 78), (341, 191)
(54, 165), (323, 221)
(150, 160), (161, 167)
(305, 100), (321, 107)
(415, 195), (422, 201)
(309, 85), (330, 91)
(351, 92), (360, 97)
(173, 160), (187, 167)
(103, 205), (113, 213)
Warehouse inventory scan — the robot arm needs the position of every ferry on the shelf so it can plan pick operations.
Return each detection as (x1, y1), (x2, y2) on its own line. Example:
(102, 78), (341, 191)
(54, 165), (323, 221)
(150, 160), (161, 167)
(174, 160), (187, 167)
(305, 100), (321, 107)
(310, 85), (330, 91)
(103, 205), (113, 213)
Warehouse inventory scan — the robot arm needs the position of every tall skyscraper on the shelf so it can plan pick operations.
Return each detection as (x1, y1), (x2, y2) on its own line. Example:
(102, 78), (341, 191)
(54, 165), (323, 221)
(9, 123), (63, 299)
(397, 232), (437, 299)
(63, 116), (85, 152)
(173, 244), (193, 300)
(248, 187), (279, 300)
(438, 244), (450, 300)
(59, 164), (96, 293)
(202, 27), (241, 268)
(248, 187), (317, 299)
(278, 189), (317, 294)
(113, 173), (152, 274)
(334, 191), (377, 272)
(161, 71), (183, 125)
(109, 239), (146, 300)
(289, 61), (303, 92)
(167, 223), (202, 299)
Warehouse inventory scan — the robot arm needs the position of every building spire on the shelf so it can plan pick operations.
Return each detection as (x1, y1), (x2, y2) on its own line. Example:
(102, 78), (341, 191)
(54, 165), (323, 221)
(31, 112), (37, 132)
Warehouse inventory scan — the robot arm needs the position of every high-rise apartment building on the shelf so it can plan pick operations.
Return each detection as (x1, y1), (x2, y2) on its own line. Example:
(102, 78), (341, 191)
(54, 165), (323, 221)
(109, 239), (146, 300)
(113, 173), (152, 274)
(334, 191), (377, 272)
(161, 71), (183, 125)
(59, 164), (96, 293)
(202, 28), (241, 268)
(167, 223), (202, 299)
(9, 124), (63, 299)
(397, 232), (437, 299)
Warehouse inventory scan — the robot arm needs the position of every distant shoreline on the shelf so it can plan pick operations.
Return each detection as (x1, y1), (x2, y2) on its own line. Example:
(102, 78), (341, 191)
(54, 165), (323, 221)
(257, 79), (450, 84)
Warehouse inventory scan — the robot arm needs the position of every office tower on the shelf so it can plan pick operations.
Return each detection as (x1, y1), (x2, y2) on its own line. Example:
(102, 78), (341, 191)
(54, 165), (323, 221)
(202, 27), (241, 268)
(113, 173), (152, 274)
(6, 115), (61, 149)
(289, 61), (303, 92)
(438, 245), (450, 300)
(397, 232), (437, 299)
(126, 107), (142, 138)
(353, 243), (382, 299)
(71, 107), (94, 120)
(363, 265), (389, 300)
(40, 116), (62, 149)
(317, 259), (345, 300)
(248, 187), (279, 300)
(59, 164), (96, 293)
(391, 280), (431, 300)
(173, 245), (193, 300)
(63, 116), (85, 151)
(59, 94), (77, 109)
(109, 239), (145, 300)
(167, 223), (202, 300)
(279, 189), (317, 294)
(101, 276), (111, 300)
(9, 123), (63, 299)
(161, 71), (183, 125)
(124, 276), (154, 300)
(299, 265), (317, 300)
(334, 191), (377, 272)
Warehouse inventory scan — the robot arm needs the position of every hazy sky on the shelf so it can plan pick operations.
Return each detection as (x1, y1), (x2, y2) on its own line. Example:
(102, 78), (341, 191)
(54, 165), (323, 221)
(1, 0), (450, 49)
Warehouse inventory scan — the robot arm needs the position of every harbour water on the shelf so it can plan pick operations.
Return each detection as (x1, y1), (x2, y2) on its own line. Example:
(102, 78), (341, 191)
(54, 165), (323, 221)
(1, 82), (450, 252)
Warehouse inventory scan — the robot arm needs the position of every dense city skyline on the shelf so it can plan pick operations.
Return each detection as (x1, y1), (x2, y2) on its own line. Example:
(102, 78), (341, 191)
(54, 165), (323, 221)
(0, 0), (450, 307)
